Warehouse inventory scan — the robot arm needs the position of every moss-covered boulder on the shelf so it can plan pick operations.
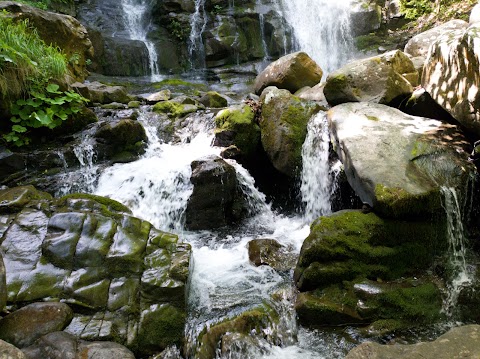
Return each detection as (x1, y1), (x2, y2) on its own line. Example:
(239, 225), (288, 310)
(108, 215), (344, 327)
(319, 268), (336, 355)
(199, 91), (228, 108)
(259, 87), (321, 177)
(0, 187), (191, 357)
(323, 50), (416, 106)
(294, 210), (444, 328)
(153, 100), (198, 119)
(422, 22), (480, 137)
(254, 52), (323, 95)
(0, 2), (93, 82)
(328, 102), (475, 219)
(214, 104), (260, 158)
(247, 238), (296, 271)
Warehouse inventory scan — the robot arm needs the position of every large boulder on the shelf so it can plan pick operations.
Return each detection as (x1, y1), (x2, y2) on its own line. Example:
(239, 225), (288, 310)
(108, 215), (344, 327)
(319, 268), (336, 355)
(323, 50), (416, 106)
(0, 2), (94, 82)
(328, 102), (475, 219)
(0, 302), (73, 348)
(71, 82), (132, 105)
(346, 325), (480, 359)
(254, 52), (323, 95)
(0, 187), (191, 357)
(349, 0), (382, 36)
(185, 156), (246, 230)
(259, 87), (321, 177)
(404, 20), (468, 58)
(422, 23), (480, 138)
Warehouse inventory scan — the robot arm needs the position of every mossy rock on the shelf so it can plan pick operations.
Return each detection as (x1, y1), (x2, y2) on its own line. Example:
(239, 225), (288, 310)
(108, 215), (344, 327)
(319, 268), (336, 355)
(295, 210), (444, 291)
(0, 186), (52, 214)
(152, 100), (198, 119)
(199, 91), (228, 108)
(214, 105), (260, 157)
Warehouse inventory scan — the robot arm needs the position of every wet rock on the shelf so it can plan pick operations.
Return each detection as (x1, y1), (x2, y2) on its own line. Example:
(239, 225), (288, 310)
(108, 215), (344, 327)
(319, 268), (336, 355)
(199, 91), (228, 108)
(71, 82), (132, 104)
(145, 90), (172, 104)
(254, 52), (323, 95)
(0, 2), (93, 82)
(0, 185), (52, 214)
(350, 0), (382, 36)
(0, 254), (5, 313)
(422, 22), (480, 138)
(0, 149), (26, 183)
(214, 104), (260, 158)
(99, 36), (150, 77)
(324, 50), (415, 106)
(0, 340), (26, 359)
(77, 341), (135, 359)
(247, 238), (296, 271)
(328, 102), (475, 219)
(404, 20), (468, 58)
(0, 189), (191, 357)
(185, 155), (246, 230)
(153, 101), (198, 119)
(0, 302), (73, 348)
(345, 325), (480, 358)
(259, 87), (321, 177)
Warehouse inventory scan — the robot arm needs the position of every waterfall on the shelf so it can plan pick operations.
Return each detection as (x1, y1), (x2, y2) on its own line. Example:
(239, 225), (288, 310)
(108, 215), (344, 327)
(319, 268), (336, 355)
(188, 0), (208, 69)
(441, 186), (475, 318)
(121, 0), (161, 79)
(278, 0), (354, 75)
(300, 112), (336, 222)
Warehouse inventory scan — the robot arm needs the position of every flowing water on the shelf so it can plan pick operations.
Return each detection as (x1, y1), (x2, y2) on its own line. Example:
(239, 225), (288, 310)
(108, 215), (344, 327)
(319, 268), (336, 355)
(121, 0), (161, 80)
(188, 0), (208, 69)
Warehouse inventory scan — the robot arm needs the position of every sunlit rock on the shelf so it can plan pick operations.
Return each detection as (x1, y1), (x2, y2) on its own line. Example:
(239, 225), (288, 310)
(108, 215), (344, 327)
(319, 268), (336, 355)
(422, 22), (480, 137)
(327, 102), (475, 219)
(254, 52), (323, 95)
(324, 50), (416, 106)
(71, 82), (132, 105)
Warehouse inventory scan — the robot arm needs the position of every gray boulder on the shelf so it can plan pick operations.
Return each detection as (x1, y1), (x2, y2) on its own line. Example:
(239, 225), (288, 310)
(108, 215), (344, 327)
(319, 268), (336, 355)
(71, 82), (132, 104)
(346, 325), (480, 359)
(248, 239), (296, 271)
(254, 52), (323, 95)
(422, 23), (480, 137)
(0, 302), (73, 348)
(0, 340), (26, 359)
(328, 102), (475, 219)
(324, 50), (416, 106)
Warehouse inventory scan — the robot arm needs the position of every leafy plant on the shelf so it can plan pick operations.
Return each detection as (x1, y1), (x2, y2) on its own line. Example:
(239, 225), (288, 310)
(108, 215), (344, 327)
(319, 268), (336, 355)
(2, 0), (75, 10)
(4, 83), (88, 146)
(399, 0), (433, 20)
(168, 19), (189, 41)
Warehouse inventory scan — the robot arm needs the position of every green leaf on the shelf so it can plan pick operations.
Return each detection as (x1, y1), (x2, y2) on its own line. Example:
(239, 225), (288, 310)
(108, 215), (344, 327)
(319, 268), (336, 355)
(12, 125), (27, 133)
(46, 83), (61, 94)
(19, 108), (32, 121)
(33, 110), (52, 126)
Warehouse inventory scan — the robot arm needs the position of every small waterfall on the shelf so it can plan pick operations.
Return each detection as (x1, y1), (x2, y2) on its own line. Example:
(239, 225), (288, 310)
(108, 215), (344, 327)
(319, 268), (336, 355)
(441, 186), (475, 318)
(278, 0), (354, 75)
(188, 0), (208, 69)
(300, 112), (336, 222)
(121, 0), (161, 79)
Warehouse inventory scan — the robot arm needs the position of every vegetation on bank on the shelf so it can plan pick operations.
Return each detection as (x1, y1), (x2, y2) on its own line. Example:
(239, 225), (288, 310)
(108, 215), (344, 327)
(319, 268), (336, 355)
(400, 0), (477, 21)
(0, 12), (87, 146)
(1, 0), (74, 11)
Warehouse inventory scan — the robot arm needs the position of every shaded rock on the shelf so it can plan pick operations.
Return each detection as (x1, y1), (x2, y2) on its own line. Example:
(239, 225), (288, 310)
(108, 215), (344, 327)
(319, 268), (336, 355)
(247, 238), (296, 271)
(328, 102), (475, 219)
(199, 91), (228, 108)
(0, 340), (26, 359)
(323, 50), (415, 106)
(0, 148), (26, 183)
(350, 0), (382, 36)
(296, 83), (329, 108)
(254, 52), (323, 95)
(422, 23), (480, 138)
(0, 2), (93, 82)
(0, 302), (73, 348)
(71, 82), (131, 104)
(404, 20), (468, 58)
(259, 87), (321, 177)
(214, 104), (260, 158)
(22, 332), (77, 359)
(145, 90), (172, 104)
(100, 36), (150, 77)
(185, 155), (246, 230)
(345, 325), (480, 359)
(0, 189), (191, 356)
(77, 341), (135, 359)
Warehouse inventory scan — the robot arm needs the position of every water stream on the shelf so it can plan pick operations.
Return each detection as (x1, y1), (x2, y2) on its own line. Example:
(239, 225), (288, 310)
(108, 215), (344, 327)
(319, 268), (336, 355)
(188, 0), (208, 69)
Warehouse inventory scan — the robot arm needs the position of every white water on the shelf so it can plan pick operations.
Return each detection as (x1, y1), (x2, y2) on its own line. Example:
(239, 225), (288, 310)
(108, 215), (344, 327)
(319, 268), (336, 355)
(121, 0), (161, 80)
(441, 186), (475, 318)
(188, 0), (208, 69)
(277, 0), (354, 75)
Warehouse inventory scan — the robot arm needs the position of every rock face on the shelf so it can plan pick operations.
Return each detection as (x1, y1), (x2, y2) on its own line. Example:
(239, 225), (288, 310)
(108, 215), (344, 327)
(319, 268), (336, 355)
(0, 254), (6, 313)
(0, 2), (93, 82)
(259, 87), (321, 177)
(71, 82), (132, 104)
(327, 102), (475, 219)
(0, 186), (191, 357)
(0, 302), (73, 348)
(323, 50), (416, 106)
(345, 325), (480, 359)
(404, 19), (468, 58)
(422, 22), (480, 138)
(254, 52), (323, 95)
(350, 0), (382, 36)
(185, 156), (246, 230)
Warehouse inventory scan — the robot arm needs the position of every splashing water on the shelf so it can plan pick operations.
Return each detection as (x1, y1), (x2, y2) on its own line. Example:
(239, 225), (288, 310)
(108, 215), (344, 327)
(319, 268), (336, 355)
(278, 0), (354, 75)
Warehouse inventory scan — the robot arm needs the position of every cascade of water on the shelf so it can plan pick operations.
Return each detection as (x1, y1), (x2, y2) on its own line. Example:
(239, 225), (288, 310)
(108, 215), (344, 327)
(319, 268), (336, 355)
(441, 186), (475, 318)
(188, 0), (208, 69)
(300, 112), (336, 222)
(121, 0), (161, 79)
(277, 0), (354, 75)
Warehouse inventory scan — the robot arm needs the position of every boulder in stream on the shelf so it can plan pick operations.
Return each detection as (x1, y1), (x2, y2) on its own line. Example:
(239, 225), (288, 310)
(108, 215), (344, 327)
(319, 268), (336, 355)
(0, 186), (191, 357)
(71, 82), (132, 105)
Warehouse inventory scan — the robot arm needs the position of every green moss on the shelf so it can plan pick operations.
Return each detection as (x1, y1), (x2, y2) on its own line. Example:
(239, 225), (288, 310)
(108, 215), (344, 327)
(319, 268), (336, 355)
(58, 193), (132, 214)
(153, 100), (197, 118)
(366, 115), (380, 121)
